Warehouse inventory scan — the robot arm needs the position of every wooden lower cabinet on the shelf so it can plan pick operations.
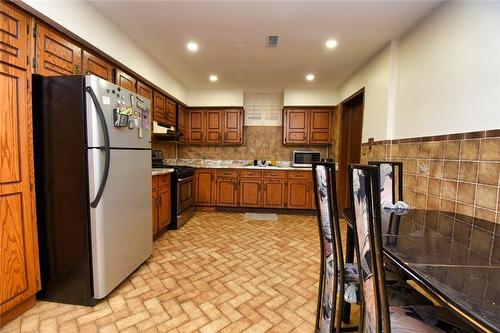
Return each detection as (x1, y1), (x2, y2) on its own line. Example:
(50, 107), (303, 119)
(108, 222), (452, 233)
(239, 179), (261, 207)
(195, 168), (314, 211)
(152, 174), (171, 239)
(287, 180), (310, 209)
(262, 179), (286, 208)
(216, 178), (238, 206)
(0, 63), (40, 324)
(195, 169), (215, 206)
(158, 186), (171, 229)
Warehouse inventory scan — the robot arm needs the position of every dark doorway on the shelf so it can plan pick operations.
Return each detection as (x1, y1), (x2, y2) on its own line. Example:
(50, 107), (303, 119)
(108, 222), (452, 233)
(337, 88), (364, 212)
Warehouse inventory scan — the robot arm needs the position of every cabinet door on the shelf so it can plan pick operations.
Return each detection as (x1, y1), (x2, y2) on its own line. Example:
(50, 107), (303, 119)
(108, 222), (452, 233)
(0, 3), (29, 69)
(137, 81), (153, 103)
(188, 109), (205, 143)
(195, 169), (215, 206)
(239, 179), (261, 207)
(178, 105), (187, 142)
(262, 179), (286, 208)
(152, 178), (159, 238)
(309, 109), (332, 144)
(216, 178), (238, 206)
(287, 180), (310, 209)
(158, 186), (171, 229)
(166, 98), (177, 128)
(223, 109), (243, 144)
(283, 108), (309, 144)
(153, 91), (167, 125)
(206, 110), (222, 144)
(82, 51), (113, 81)
(35, 23), (81, 76)
(0, 64), (40, 314)
(115, 68), (136, 92)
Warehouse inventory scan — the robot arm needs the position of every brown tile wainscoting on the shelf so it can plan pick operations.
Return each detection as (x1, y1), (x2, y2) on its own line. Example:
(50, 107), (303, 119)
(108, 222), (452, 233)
(361, 129), (500, 224)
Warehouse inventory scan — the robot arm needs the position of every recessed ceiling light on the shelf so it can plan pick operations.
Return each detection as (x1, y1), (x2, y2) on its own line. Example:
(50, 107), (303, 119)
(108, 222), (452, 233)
(325, 39), (338, 49)
(187, 42), (199, 52)
(306, 74), (315, 81)
(209, 75), (218, 82)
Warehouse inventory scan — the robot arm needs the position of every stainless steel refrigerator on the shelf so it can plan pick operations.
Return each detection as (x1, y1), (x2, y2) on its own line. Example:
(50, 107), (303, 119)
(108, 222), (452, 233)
(33, 75), (152, 306)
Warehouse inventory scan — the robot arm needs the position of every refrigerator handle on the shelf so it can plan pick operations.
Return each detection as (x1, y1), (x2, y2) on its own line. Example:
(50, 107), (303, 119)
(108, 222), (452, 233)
(86, 86), (111, 208)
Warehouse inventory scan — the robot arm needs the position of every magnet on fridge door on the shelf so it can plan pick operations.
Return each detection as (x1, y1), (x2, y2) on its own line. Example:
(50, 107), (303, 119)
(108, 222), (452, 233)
(142, 108), (151, 130)
(138, 128), (143, 138)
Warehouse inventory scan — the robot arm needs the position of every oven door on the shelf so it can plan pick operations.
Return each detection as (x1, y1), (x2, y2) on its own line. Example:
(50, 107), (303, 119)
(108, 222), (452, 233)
(177, 175), (194, 213)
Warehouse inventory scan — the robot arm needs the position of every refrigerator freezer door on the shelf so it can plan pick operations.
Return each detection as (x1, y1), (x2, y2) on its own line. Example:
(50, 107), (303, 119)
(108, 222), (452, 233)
(87, 148), (152, 299)
(85, 75), (151, 149)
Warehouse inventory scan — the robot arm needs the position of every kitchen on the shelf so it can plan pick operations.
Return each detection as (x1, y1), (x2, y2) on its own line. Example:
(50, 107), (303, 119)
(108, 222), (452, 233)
(1, 1), (499, 333)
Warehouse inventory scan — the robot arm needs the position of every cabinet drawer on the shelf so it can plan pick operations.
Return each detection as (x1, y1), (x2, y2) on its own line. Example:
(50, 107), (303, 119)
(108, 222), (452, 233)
(158, 174), (171, 187)
(263, 170), (287, 179)
(288, 170), (312, 179)
(217, 169), (238, 178)
(239, 170), (262, 178)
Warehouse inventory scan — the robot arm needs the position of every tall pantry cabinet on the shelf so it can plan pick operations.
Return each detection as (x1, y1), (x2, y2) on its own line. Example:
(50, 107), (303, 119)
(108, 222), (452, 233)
(0, 2), (41, 325)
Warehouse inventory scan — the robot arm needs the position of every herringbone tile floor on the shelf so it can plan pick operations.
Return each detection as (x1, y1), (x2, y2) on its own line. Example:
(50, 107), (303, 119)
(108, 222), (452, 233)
(1, 212), (332, 333)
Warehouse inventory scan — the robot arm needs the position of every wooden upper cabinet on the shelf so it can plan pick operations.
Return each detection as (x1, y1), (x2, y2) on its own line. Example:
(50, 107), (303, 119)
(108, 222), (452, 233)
(153, 90), (167, 125)
(224, 109), (243, 144)
(205, 110), (222, 144)
(195, 169), (215, 206)
(166, 98), (177, 128)
(188, 109), (204, 143)
(178, 105), (187, 141)
(0, 3), (29, 70)
(262, 179), (286, 208)
(137, 81), (153, 104)
(283, 108), (309, 144)
(216, 178), (238, 207)
(283, 107), (333, 145)
(115, 68), (136, 92)
(35, 23), (81, 76)
(0, 64), (40, 315)
(82, 51), (113, 82)
(309, 109), (332, 144)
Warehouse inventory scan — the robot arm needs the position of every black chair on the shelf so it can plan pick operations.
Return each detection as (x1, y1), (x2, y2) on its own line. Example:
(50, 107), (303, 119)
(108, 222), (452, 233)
(312, 162), (358, 333)
(312, 163), (430, 333)
(368, 161), (404, 208)
(348, 164), (472, 333)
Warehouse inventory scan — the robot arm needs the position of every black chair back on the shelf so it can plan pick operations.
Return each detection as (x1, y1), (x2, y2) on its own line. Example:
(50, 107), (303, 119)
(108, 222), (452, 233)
(312, 162), (345, 333)
(348, 164), (391, 333)
(368, 161), (403, 206)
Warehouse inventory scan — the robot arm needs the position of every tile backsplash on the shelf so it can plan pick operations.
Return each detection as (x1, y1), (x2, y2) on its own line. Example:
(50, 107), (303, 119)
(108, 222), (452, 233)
(174, 126), (337, 161)
(361, 130), (500, 224)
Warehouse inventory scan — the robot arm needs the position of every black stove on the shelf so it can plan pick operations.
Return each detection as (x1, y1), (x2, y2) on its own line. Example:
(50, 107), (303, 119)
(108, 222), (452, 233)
(152, 150), (195, 229)
(162, 165), (195, 178)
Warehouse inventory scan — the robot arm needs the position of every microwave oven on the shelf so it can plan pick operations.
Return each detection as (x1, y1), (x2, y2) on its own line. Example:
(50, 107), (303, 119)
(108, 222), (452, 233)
(292, 151), (321, 167)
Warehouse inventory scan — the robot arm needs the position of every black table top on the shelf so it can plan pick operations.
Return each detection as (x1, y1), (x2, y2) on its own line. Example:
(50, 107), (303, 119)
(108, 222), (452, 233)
(343, 208), (500, 333)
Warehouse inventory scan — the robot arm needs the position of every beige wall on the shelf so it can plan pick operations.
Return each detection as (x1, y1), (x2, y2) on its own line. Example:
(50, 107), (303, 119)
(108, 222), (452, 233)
(283, 89), (337, 106)
(338, 46), (392, 142)
(22, 0), (188, 103)
(339, 1), (500, 142)
(187, 89), (244, 107)
(395, 1), (500, 139)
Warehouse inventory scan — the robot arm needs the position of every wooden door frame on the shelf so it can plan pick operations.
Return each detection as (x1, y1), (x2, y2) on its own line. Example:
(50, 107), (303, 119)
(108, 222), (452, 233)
(337, 88), (365, 212)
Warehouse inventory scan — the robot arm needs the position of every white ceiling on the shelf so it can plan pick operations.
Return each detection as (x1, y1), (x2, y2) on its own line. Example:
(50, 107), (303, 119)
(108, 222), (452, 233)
(90, 1), (441, 90)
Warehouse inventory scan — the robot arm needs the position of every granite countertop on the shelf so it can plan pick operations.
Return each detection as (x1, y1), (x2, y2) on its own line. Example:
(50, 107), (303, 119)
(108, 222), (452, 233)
(193, 165), (311, 171)
(162, 159), (315, 171)
(152, 168), (174, 176)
